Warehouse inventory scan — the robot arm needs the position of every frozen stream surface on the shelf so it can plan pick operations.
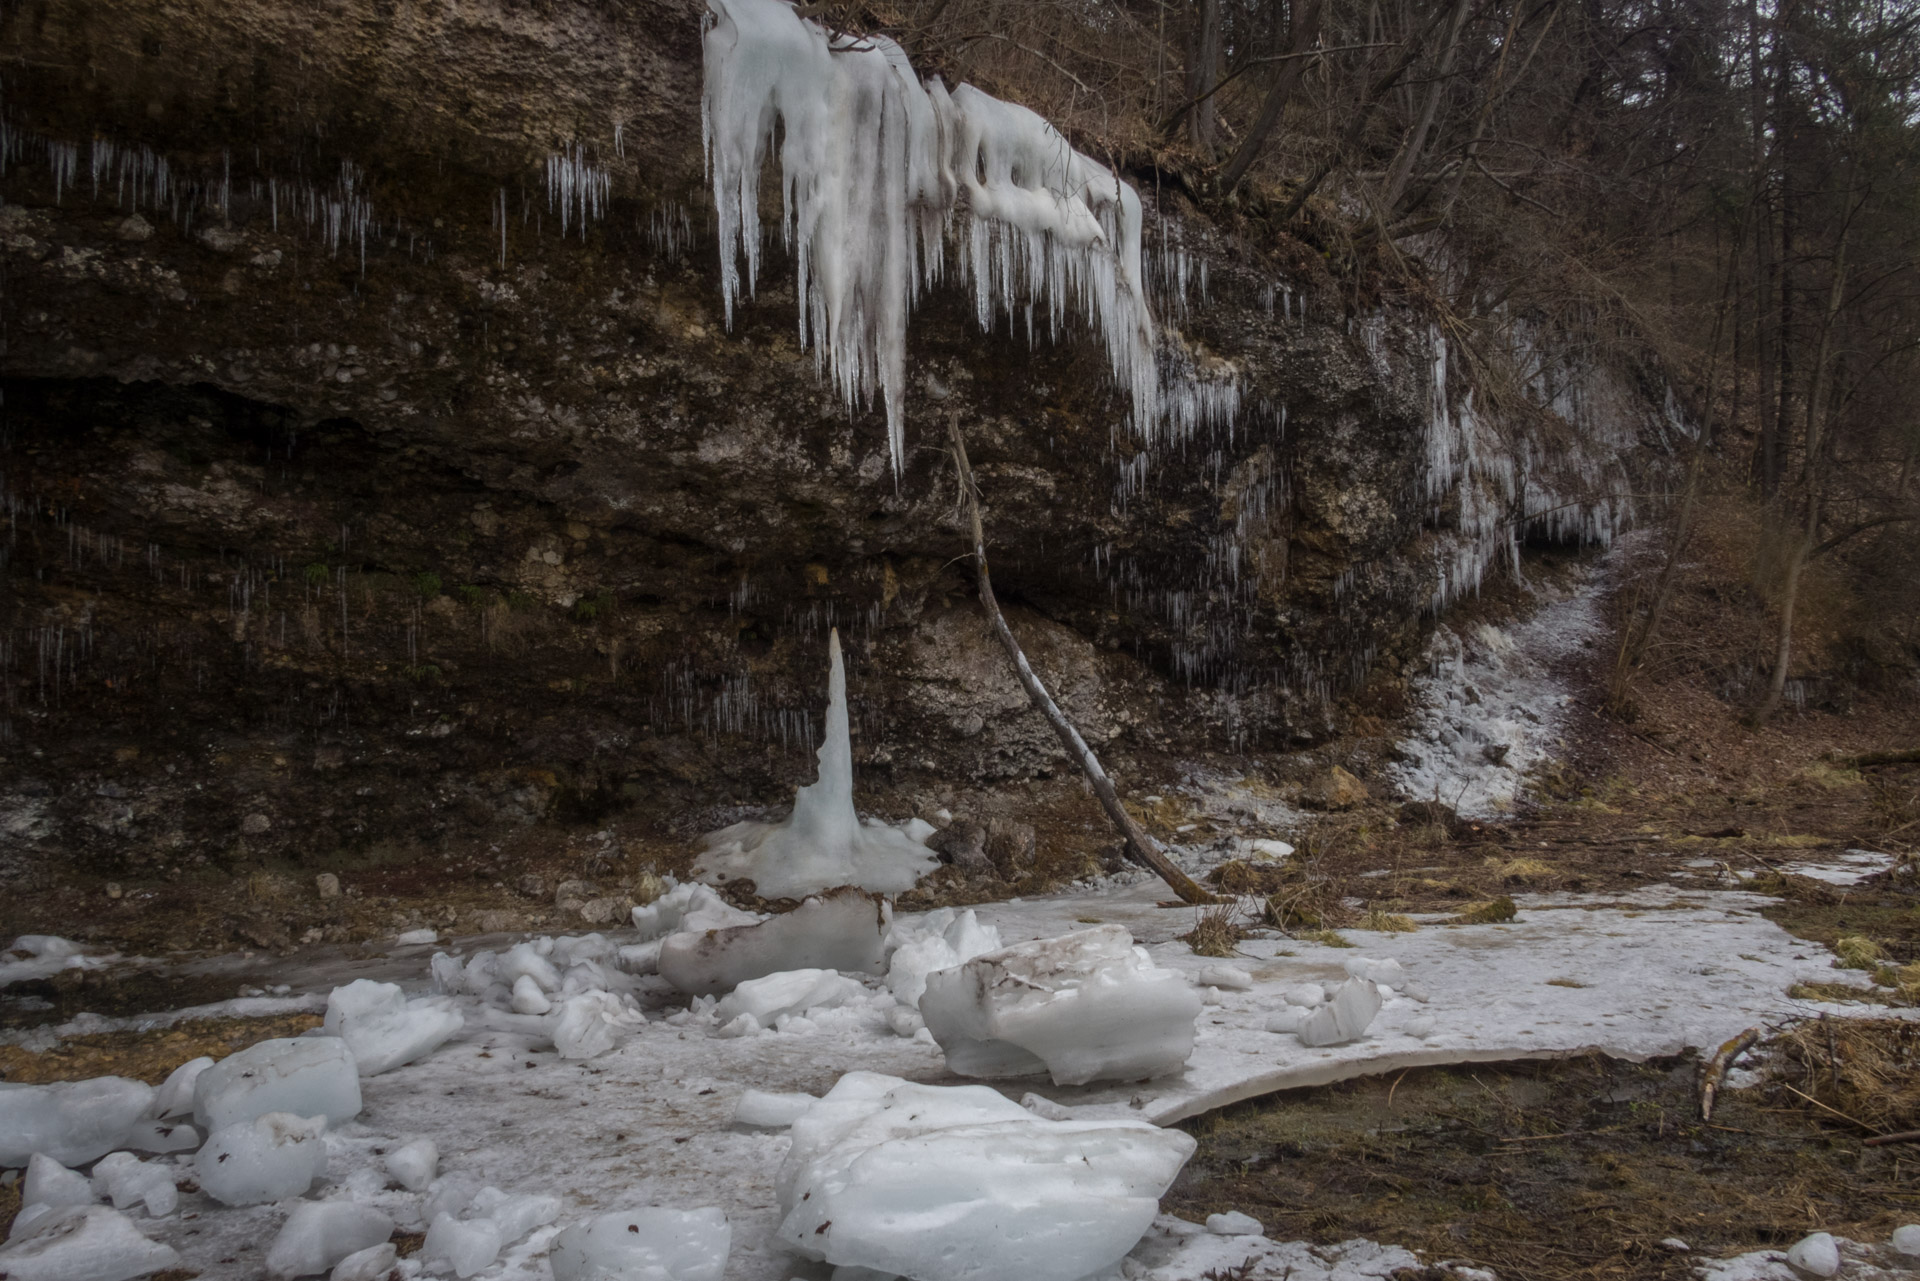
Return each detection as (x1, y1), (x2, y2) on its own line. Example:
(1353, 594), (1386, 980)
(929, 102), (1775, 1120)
(5, 869), (1910, 1281)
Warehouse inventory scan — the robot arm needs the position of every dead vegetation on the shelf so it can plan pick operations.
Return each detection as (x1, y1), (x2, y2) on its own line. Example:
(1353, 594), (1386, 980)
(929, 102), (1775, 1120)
(0, 1012), (324, 1086)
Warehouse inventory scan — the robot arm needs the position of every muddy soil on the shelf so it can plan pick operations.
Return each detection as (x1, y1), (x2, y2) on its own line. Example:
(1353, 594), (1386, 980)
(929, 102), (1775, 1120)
(1170, 1051), (1920, 1280)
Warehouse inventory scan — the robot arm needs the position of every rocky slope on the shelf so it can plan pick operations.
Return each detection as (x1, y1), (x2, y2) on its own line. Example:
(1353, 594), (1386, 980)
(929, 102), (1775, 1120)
(0, 0), (1669, 918)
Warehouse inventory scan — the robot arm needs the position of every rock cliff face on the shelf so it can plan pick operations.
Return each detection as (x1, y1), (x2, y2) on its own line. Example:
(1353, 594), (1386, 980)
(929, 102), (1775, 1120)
(0, 0), (1666, 890)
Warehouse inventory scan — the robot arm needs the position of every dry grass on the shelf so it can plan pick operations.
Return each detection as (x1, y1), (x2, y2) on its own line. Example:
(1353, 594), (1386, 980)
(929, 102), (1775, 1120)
(1181, 900), (1248, 957)
(1771, 1018), (1920, 1132)
(0, 1012), (324, 1085)
(1445, 896), (1518, 924)
(1833, 935), (1885, 970)
(1359, 907), (1418, 933)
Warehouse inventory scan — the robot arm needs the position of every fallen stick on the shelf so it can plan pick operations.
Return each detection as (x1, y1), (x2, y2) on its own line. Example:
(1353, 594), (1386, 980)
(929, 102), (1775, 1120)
(1864, 1130), (1920, 1147)
(1831, 748), (1920, 768)
(1698, 1026), (1762, 1121)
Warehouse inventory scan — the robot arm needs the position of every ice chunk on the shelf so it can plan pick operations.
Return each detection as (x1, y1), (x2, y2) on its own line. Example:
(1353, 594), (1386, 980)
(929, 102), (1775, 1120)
(323, 981), (464, 1076)
(712, 1012), (761, 1039)
(423, 1174), (481, 1223)
(776, 1072), (1193, 1281)
(0, 1205), (180, 1281)
(469, 1187), (561, 1246)
(385, 1138), (438, 1192)
(884, 909), (1002, 1008)
(1785, 1233), (1840, 1278)
(265, 1201), (395, 1279)
(1295, 978), (1382, 1047)
(1206, 1212), (1262, 1236)
(548, 1207), (730, 1281)
(509, 975), (552, 1015)
(149, 1058), (212, 1121)
(1894, 1224), (1920, 1256)
(122, 1119), (199, 1157)
(1263, 1008), (1306, 1034)
(713, 969), (866, 1026)
(395, 929), (438, 946)
(692, 633), (937, 899)
(193, 1038), (361, 1131)
(733, 1090), (817, 1129)
(330, 1243), (397, 1281)
(422, 1214), (501, 1278)
(551, 990), (641, 1060)
(88, 1154), (175, 1218)
(194, 1112), (329, 1206)
(659, 887), (890, 997)
(0, 1077), (155, 1167)
(1197, 964), (1253, 991)
(1343, 957), (1407, 988)
(24, 1155), (96, 1209)
(1280, 984), (1324, 1008)
(499, 943), (562, 994)
(9, 1204), (58, 1241)
(631, 882), (759, 942)
(1248, 839), (1294, 860)
(919, 927), (1201, 1085)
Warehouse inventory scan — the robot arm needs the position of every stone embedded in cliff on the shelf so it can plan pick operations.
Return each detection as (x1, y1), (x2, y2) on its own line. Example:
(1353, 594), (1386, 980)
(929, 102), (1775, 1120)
(692, 630), (936, 900)
(918, 926), (1201, 1085)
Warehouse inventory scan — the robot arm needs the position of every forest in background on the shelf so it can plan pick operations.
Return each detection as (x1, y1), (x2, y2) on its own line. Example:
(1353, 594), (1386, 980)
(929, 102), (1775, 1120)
(810, 0), (1920, 724)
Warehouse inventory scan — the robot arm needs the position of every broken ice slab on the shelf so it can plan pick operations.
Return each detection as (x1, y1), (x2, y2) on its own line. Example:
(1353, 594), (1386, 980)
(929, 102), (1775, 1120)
(883, 907), (1001, 1008)
(192, 1037), (362, 1132)
(0, 1077), (154, 1168)
(265, 1201), (394, 1280)
(548, 1207), (730, 1281)
(776, 1071), (1194, 1281)
(1294, 977), (1383, 1047)
(919, 926), (1201, 1085)
(194, 1112), (329, 1206)
(0, 1205), (180, 1281)
(712, 968), (867, 1026)
(732, 1089), (817, 1128)
(323, 980), (464, 1076)
(658, 887), (890, 997)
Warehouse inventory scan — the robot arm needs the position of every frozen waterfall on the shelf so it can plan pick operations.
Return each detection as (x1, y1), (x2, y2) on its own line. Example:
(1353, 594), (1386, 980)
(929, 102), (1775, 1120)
(702, 0), (1158, 475)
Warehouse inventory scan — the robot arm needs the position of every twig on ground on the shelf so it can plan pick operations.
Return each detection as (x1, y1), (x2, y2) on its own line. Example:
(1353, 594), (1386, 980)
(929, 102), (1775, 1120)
(1699, 1025), (1762, 1121)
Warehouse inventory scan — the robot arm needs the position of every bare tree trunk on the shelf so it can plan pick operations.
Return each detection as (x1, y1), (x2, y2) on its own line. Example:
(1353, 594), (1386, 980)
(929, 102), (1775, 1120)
(1379, 0), (1472, 215)
(947, 419), (1213, 903)
(1748, 0), (1778, 495)
(1186, 0), (1224, 154)
(1217, 0), (1326, 197)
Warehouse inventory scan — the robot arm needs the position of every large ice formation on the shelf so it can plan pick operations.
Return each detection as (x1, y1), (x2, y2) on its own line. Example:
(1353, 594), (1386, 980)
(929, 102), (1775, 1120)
(0, 1077), (154, 1167)
(323, 979), (464, 1075)
(192, 1037), (362, 1132)
(0, 1205), (180, 1281)
(919, 926), (1201, 1085)
(693, 633), (935, 899)
(658, 885), (890, 996)
(703, 0), (1156, 473)
(774, 1071), (1193, 1281)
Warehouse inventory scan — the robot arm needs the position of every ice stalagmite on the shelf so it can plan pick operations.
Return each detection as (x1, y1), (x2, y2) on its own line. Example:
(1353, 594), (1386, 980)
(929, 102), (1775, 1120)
(693, 630), (936, 899)
(702, 0), (1158, 475)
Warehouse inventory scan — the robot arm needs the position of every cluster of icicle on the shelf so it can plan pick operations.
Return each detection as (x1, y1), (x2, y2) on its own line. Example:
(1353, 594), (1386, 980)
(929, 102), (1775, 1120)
(701, 0), (1157, 475)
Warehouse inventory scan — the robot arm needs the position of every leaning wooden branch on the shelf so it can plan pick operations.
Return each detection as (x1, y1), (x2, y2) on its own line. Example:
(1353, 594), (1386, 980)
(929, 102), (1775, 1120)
(1698, 1025), (1762, 1121)
(947, 418), (1212, 904)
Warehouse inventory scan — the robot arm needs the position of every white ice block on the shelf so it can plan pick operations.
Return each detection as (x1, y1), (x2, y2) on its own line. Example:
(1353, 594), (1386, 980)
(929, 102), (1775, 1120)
(469, 1187), (561, 1247)
(631, 882), (759, 943)
(548, 1207), (731, 1281)
(149, 1058), (212, 1121)
(0, 1078), (155, 1168)
(193, 1038), (362, 1132)
(330, 1243), (397, 1281)
(23, 1154), (97, 1210)
(551, 990), (640, 1060)
(692, 633), (936, 900)
(732, 1090), (817, 1129)
(509, 975), (552, 1015)
(919, 926), (1201, 1085)
(658, 887), (890, 997)
(265, 1201), (395, 1280)
(384, 1138), (438, 1193)
(1207, 1212), (1263, 1236)
(884, 909), (1001, 1009)
(88, 1154), (175, 1218)
(1197, 964), (1253, 991)
(323, 980), (464, 1076)
(422, 1214), (501, 1279)
(194, 1113), (329, 1206)
(713, 969), (866, 1026)
(775, 1072), (1193, 1281)
(0, 1205), (180, 1281)
(1294, 978), (1382, 1047)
